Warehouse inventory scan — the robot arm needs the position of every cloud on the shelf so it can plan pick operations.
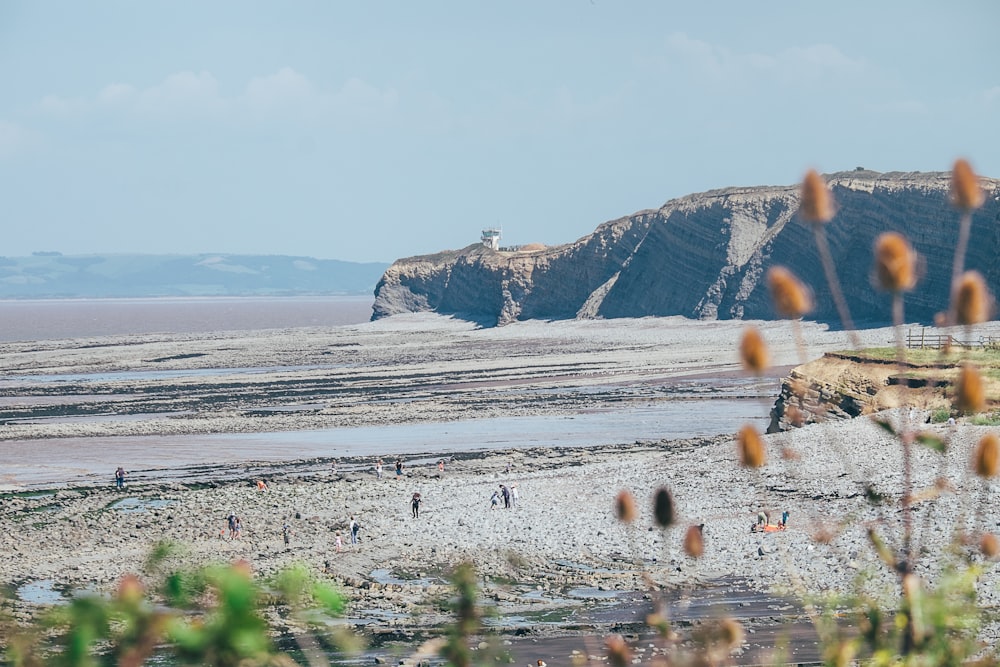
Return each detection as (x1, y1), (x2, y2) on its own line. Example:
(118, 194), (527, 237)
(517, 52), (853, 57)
(39, 94), (89, 116)
(133, 71), (226, 118)
(36, 68), (396, 126)
(243, 68), (397, 122)
(663, 32), (867, 86)
(0, 119), (37, 158)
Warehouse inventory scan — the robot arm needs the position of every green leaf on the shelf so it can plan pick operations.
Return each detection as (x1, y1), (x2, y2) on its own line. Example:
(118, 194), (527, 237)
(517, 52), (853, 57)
(873, 418), (896, 436)
(311, 583), (346, 616)
(915, 432), (947, 453)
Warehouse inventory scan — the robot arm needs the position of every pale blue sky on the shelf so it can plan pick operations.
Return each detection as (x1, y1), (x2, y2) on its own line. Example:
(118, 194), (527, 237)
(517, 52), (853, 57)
(1, 1), (997, 263)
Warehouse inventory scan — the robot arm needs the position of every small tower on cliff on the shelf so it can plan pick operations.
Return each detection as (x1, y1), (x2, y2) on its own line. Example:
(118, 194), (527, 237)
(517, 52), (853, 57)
(481, 227), (501, 250)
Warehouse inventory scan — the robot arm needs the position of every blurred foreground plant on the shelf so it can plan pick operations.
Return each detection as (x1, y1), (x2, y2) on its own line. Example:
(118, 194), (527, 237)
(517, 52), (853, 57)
(1, 554), (349, 667)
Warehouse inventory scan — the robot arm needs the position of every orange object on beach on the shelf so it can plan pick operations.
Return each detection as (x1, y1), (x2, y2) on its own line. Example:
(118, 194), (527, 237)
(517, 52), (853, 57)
(763, 524), (785, 532)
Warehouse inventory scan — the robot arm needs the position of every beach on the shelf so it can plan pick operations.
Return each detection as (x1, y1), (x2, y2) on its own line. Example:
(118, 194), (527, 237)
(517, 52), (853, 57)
(2, 314), (1000, 662)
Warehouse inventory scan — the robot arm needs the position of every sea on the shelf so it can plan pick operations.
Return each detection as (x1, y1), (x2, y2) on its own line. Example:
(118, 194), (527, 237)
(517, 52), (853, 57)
(0, 295), (375, 342)
(0, 296), (772, 488)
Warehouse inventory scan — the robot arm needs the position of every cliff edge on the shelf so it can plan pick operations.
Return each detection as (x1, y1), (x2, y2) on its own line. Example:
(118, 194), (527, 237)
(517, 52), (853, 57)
(373, 171), (1000, 326)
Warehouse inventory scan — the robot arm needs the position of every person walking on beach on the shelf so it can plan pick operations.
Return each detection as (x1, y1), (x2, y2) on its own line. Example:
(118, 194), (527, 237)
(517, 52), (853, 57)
(349, 516), (360, 545)
(282, 522), (291, 546)
(376, 459), (383, 479)
(411, 492), (422, 518)
(115, 467), (127, 490)
(335, 531), (343, 552)
(501, 484), (511, 509)
(233, 516), (243, 540)
(395, 458), (404, 478)
(490, 489), (500, 510)
(438, 459), (444, 473)
(227, 512), (237, 540)
(511, 483), (519, 507)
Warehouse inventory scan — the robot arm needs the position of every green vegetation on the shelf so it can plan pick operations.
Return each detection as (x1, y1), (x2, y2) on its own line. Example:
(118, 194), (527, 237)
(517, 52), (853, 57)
(929, 407), (952, 423)
(851, 346), (1000, 367)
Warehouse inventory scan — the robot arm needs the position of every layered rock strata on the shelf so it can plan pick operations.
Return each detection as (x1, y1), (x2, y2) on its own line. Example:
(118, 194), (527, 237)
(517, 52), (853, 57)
(373, 171), (1000, 326)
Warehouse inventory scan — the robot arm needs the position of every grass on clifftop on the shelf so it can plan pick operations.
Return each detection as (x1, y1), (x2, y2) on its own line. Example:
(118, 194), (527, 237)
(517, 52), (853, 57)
(851, 346), (1000, 367)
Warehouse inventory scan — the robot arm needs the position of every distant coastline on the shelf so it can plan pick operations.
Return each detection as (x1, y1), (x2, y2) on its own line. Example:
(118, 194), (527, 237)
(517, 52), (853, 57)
(0, 294), (374, 342)
(0, 252), (389, 299)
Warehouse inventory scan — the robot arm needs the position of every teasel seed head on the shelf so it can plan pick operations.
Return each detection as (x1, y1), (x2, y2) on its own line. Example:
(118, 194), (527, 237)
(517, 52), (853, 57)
(954, 270), (993, 325)
(646, 612), (670, 637)
(653, 487), (676, 528)
(719, 618), (745, 648)
(605, 634), (631, 667)
(799, 169), (834, 223)
(116, 573), (144, 604)
(781, 445), (801, 461)
(615, 490), (637, 524)
(739, 326), (769, 374)
(737, 424), (766, 468)
(683, 524), (705, 558)
(873, 232), (917, 292)
(981, 533), (1000, 559)
(974, 433), (1000, 478)
(955, 363), (986, 414)
(766, 266), (813, 318)
(951, 158), (985, 211)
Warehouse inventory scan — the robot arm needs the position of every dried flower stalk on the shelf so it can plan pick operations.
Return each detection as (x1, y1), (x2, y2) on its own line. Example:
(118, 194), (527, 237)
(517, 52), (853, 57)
(737, 424), (766, 468)
(799, 169), (834, 223)
(951, 158), (985, 212)
(974, 433), (999, 478)
(739, 326), (769, 374)
(653, 487), (676, 528)
(873, 232), (917, 292)
(955, 364), (986, 414)
(683, 524), (704, 558)
(615, 490), (637, 524)
(767, 266), (813, 318)
(954, 270), (993, 326)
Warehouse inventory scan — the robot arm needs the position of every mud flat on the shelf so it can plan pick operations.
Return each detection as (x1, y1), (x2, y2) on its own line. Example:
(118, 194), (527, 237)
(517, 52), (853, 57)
(2, 315), (1000, 662)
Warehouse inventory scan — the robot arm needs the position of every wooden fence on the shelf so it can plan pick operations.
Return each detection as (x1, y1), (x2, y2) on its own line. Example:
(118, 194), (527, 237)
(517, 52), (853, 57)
(906, 328), (1000, 350)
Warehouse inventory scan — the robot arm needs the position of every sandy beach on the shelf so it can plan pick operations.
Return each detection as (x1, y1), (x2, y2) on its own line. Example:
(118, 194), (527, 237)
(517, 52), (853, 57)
(3, 314), (1000, 662)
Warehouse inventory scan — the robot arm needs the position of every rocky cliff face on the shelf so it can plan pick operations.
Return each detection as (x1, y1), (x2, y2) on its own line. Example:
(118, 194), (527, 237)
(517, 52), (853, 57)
(372, 171), (1000, 326)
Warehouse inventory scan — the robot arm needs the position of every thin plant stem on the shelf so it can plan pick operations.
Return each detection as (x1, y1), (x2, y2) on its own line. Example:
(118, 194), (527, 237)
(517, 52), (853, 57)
(892, 291), (913, 573)
(948, 211), (973, 326)
(812, 224), (862, 350)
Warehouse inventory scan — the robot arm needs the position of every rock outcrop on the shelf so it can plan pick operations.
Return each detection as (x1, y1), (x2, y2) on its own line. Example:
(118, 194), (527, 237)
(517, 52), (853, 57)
(372, 171), (1000, 326)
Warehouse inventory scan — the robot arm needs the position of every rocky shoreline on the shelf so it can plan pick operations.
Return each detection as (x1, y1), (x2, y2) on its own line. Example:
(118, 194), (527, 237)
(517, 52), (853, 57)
(4, 419), (1000, 658)
(3, 315), (1000, 662)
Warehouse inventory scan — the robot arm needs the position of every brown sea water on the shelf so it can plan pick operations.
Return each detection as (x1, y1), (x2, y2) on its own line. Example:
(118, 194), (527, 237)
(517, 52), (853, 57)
(0, 295), (374, 342)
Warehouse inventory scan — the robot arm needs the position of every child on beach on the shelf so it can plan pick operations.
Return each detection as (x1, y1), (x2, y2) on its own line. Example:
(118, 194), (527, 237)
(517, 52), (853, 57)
(335, 531), (343, 552)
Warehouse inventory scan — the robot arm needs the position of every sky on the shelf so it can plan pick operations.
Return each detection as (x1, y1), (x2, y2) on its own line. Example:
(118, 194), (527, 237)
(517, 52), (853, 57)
(1, 2), (998, 264)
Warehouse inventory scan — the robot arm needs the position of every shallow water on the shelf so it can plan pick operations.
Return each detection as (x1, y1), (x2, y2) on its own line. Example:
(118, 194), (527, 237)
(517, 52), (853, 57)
(0, 401), (768, 488)
(16, 579), (62, 605)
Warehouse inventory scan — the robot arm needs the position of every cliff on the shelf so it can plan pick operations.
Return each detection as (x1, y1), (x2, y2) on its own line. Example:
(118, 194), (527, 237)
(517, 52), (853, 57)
(372, 171), (1000, 326)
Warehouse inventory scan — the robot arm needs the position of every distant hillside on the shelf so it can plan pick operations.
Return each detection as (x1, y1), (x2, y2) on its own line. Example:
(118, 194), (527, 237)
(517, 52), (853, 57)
(373, 170), (1000, 327)
(0, 254), (389, 298)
